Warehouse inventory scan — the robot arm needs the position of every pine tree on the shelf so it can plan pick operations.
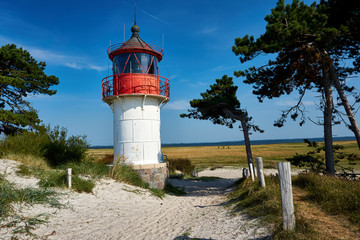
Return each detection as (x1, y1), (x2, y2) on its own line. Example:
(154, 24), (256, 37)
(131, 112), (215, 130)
(181, 75), (263, 176)
(232, 0), (360, 175)
(0, 44), (59, 135)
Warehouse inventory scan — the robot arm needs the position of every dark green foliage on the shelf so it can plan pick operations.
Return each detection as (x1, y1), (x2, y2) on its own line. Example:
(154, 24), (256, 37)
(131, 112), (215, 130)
(44, 126), (89, 167)
(287, 153), (325, 173)
(0, 125), (90, 167)
(168, 158), (195, 176)
(232, 0), (360, 173)
(287, 139), (359, 172)
(0, 44), (59, 135)
(233, 0), (360, 102)
(180, 75), (262, 133)
(294, 172), (360, 226)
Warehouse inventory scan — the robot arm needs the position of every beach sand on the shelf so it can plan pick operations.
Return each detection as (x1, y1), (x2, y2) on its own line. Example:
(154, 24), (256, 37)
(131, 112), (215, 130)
(0, 159), (270, 240)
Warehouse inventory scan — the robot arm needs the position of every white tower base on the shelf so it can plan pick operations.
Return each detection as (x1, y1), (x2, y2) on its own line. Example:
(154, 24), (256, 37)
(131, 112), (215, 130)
(109, 95), (167, 165)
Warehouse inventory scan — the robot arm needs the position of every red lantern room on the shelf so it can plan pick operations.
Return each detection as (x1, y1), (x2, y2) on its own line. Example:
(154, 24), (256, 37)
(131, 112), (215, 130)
(102, 23), (170, 101)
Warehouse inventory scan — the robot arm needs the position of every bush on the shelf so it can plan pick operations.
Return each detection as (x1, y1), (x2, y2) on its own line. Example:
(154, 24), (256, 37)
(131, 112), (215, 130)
(44, 126), (89, 167)
(168, 158), (195, 176)
(0, 125), (90, 167)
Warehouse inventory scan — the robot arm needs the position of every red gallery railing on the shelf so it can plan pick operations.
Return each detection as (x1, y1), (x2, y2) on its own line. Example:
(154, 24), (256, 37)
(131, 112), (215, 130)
(102, 73), (170, 99)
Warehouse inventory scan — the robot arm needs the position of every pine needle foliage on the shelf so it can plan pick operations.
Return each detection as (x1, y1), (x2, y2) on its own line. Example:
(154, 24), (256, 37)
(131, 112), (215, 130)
(0, 44), (59, 135)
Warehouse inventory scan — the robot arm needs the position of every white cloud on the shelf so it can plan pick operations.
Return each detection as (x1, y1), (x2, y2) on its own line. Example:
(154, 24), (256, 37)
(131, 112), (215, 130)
(209, 65), (236, 72)
(169, 74), (178, 80)
(200, 26), (218, 35)
(0, 35), (106, 72)
(165, 99), (189, 110)
(28, 47), (106, 71)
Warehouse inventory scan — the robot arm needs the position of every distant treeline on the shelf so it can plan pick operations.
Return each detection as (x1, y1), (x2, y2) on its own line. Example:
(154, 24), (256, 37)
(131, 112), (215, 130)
(90, 136), (356, 149)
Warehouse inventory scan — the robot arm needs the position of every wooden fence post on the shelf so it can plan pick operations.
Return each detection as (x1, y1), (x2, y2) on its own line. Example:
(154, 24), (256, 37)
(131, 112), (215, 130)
(67, 168), (72, 189)
(242, 168), (249, 178)
(249, 163), (255, 181)
(256, 157), (266, 188)
(277, 162), (295, 231)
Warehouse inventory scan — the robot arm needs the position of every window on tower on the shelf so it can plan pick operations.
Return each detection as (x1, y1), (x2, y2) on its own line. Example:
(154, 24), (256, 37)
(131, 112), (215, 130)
(113, 53), (158, 75)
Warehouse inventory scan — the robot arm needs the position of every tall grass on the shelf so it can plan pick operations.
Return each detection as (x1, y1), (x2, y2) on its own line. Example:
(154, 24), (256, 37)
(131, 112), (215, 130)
(294, 172), (360, 227)
(228, 176), (316, 239)
(109, 158), (149, 188)
(0, 131), (48, 158)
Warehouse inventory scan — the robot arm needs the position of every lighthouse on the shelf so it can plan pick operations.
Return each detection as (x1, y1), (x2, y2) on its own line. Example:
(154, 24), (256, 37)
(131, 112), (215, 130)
(102, 21), (170, 188)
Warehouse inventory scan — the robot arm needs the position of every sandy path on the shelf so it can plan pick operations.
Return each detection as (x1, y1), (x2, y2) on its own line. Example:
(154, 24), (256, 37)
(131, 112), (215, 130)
(0, 160), (270, 240)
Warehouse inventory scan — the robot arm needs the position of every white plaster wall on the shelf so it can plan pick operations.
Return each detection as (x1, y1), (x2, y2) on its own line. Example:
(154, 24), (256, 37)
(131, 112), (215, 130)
(112, 95), (164, 165)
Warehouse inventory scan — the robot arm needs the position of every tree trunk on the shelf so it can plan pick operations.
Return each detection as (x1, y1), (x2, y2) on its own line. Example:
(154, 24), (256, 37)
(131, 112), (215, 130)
(222, 108), (255, 177)
(323, 68), (335, 175)
(239, 114), (255, 177)
(330, 65), (360, 150)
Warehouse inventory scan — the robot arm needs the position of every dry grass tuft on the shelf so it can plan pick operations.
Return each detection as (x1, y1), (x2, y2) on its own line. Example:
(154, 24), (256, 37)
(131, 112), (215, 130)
(3, 153), (50, 170)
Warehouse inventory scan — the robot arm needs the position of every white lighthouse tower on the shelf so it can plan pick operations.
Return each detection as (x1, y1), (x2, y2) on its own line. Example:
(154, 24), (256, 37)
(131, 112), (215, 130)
(102, 21), (170, 188)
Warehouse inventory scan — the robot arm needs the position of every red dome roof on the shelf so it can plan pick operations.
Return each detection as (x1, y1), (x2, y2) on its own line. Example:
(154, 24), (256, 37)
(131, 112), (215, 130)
(108, 24), (163, 61)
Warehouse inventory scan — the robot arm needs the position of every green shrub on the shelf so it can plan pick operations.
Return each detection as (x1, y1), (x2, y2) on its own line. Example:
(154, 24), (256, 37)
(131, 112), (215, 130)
(168, 158), (195, 176)
(44, 126), (89, 167)
(294, 172), (360, 226)
(71, 176), (95, 193)
(0, 125), (90, 167)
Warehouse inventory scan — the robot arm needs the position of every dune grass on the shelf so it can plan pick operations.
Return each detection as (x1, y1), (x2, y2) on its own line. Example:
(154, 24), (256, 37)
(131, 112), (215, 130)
(0, 174), (62, 219)
(294, 173), (360, 228)
(228, 176), (317, 239)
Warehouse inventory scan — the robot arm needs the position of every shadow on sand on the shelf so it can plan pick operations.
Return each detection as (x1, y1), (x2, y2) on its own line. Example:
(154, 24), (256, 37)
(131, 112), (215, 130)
(169, 177), (236, 197)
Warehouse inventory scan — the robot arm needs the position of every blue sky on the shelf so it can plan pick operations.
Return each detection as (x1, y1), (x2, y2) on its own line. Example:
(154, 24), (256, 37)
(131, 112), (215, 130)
(1, 0), (358, 146)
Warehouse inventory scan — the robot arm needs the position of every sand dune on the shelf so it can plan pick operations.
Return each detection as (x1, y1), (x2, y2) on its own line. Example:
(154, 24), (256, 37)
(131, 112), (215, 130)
(0, 159), (270, 240)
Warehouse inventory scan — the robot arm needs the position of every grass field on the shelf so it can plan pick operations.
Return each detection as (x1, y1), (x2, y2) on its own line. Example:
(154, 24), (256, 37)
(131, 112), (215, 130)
(87, 141), (359, 170)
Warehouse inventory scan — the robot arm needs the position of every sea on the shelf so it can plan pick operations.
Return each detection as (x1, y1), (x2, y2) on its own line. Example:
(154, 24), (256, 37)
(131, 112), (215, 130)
(90, 136), (356, 149)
